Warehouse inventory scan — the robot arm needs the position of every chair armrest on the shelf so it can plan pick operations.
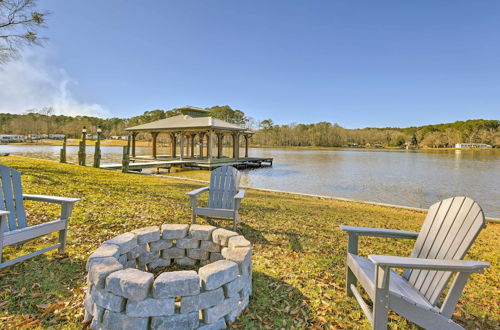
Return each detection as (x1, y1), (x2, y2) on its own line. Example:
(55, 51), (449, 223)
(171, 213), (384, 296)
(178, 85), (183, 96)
(234, 189), (245, 200)
(369, 255), (489, 273)
(0, 210), (9, 217)
(340, 225), (419, 239)
(186, 187), (209, 196)
(23, 194), (80, 204)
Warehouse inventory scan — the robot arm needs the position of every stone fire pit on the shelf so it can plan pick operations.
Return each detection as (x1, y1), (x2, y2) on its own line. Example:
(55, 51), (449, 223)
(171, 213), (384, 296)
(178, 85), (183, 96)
(84, 224), (252, 329)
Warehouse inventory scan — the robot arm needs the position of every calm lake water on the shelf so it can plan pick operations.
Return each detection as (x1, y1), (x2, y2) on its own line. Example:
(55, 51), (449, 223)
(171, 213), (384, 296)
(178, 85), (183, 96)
(1, 144), (499, 218)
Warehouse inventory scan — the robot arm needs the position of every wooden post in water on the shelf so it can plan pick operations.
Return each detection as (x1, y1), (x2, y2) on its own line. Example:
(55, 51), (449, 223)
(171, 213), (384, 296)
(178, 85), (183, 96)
(151, 132), (159, 159)
(78, 126), (87, 166)
(93, 126), (102, 168)
(60, 136), (67, 163)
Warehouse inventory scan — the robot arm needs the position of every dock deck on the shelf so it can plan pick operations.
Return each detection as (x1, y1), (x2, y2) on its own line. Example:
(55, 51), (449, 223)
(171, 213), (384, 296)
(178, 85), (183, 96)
(100, 157), (273, 172)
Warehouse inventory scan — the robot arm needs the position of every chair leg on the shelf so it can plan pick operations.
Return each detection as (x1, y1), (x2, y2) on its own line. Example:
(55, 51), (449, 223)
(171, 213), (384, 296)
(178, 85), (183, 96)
(346, 266), (357, 297)
(58, 228), (68, 253)
(372, 303), (389, 330)
(191, 211), (196, 224)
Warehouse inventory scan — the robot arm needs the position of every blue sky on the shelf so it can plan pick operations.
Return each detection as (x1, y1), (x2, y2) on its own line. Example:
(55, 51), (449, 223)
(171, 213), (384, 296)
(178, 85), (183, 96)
(1, 1), (499, 128)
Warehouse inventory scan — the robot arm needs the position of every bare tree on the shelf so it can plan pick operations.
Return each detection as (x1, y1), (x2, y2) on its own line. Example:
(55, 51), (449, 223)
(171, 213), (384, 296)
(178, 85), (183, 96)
(0, 0), (48, 63)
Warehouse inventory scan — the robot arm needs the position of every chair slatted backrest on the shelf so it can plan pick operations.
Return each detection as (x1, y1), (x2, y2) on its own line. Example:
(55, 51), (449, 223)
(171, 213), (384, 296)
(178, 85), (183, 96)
(208, 166), (241, 210)
(404, 196), (485, 305)
(0, 165), (27, 232)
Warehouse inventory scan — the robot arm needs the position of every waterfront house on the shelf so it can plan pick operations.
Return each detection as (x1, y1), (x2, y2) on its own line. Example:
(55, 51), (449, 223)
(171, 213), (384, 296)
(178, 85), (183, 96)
(455, 143), (492, 149)
(0, 135), (25, 143)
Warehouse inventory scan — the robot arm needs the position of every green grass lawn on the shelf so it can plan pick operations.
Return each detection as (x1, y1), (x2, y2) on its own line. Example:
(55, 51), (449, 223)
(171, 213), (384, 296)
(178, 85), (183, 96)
(0, 156), (498, 329)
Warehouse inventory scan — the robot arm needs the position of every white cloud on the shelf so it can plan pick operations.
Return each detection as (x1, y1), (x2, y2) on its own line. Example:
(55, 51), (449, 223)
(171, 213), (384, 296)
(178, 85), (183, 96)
(0, 49), (109, 117)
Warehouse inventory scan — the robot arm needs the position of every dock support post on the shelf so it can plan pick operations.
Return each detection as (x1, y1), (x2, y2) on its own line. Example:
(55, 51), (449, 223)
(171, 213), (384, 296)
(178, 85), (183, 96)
(131, 132), (137, 159)
(78, 126), (87, 166)
(122, 145), (130, 173)
(60, 136), (67, 163)
(93, 126), (102, 168)
(151, 132), (159, 159)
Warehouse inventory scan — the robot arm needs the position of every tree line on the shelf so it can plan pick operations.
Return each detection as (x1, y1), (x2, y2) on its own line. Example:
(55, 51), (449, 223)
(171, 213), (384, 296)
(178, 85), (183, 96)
(0, 106), (498, 148)
(252, 119), (500, 148)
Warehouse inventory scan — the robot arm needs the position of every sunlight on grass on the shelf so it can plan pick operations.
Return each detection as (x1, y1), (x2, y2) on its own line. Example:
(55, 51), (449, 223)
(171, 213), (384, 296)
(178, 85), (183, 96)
(0, 156), (498, 328)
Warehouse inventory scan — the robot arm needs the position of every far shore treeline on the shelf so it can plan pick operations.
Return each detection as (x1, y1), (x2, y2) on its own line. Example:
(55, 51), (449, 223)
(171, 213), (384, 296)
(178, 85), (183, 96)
(1, 106), (498, 148)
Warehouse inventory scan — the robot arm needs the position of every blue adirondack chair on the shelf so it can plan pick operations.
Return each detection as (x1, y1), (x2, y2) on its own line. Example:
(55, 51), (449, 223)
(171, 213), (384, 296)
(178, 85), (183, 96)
(0, 165), (80, 269)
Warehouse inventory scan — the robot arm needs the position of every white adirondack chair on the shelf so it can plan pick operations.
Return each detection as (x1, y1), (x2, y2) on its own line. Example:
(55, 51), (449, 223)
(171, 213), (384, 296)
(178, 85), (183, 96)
(187, 166), (245, 231)
(340, 196), (489, 330)
(0, 165), (80, 269)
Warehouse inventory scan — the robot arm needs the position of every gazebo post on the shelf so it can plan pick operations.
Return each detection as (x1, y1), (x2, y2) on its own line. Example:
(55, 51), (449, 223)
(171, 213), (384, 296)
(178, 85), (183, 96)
(233, 133), (240, 159)
(198, 132), (205, 158)
(170, 133), (177, 158)
(179, 132), (184, 160)
(151, 132), (159, 159)
(131, 132), (138, 158)
(190, 134), (195, 158)
(207, 130), (213, 163)
(217, 133), (223, 159)
(244, 134), (249, 158)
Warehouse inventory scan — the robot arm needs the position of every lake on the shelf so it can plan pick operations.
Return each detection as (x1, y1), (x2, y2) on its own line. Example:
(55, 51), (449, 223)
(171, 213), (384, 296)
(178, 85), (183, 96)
(1, 144), (499, 218)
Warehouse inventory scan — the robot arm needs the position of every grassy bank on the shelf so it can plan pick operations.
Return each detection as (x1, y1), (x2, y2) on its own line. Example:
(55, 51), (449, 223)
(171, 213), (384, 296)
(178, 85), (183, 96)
(0, 157), (498, 329)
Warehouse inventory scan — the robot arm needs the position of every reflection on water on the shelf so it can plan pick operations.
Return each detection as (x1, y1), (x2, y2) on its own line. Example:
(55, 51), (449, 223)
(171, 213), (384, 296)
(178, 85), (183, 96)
(1, 144), (499, 218)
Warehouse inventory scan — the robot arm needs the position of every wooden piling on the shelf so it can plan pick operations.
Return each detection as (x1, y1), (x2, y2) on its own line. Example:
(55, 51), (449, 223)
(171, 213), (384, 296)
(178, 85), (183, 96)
(60, 136), (67, 163)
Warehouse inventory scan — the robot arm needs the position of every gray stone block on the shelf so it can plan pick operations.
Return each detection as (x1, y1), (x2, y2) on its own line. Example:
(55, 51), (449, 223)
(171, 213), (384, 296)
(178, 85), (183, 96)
(118, 254), (127, 266)
(106, 268), (154, 300)
(88, 257), (123, 289)
(93, 288), (125, 312)
(103, 310), (149, 330)
(161, 224), (189, 239)
(176, 238), (200, 249)
(153, 270), (200, 298)
(87, 244), (120, 270)
(150, 239), (173, 252)
(161, 247), (185, 259)
(212, 228), (238, 246)
(200, 260), (211, 266)
(198, 318), (227, 330)
(187, 248), (209, 260)
(189, 224), (216, 240)
(137, 251), (159, 266)
(200, 240), (221, 253)
(132, 226), (161, 244)
(151, 312), (199, 330)
(180, 287), (224, 314)
(126, 297), (175, 317)
(127, 244), (149, 259)
(221, 247), (252, 275)
(103, 232), (137, 254)
(175, 257), (198, 266)
(227, 235), (251, 249)
(90, 318), (103, 330)
(202, 296), (239, 324)
(199, 260), (239, 290)
(148, 258), (171, 270)
(209, 252), (224, 262)
(92, 303), (105, 323)
(223, 275), (245, 298)
(125, 259), (137, 269)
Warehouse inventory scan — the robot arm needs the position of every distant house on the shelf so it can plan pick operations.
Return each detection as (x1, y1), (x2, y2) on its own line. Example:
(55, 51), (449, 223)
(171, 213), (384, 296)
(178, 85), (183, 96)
(0, 135), (25, 143)
(455, 143), (492, 149)
(30, 134), (48, 140)
(111, 135), (129, 140)
(49, 134), (66, 140)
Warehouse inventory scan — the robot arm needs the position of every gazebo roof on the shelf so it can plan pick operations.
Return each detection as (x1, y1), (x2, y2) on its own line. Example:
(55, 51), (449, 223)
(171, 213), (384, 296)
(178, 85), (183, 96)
(126, 114), (246, 132)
